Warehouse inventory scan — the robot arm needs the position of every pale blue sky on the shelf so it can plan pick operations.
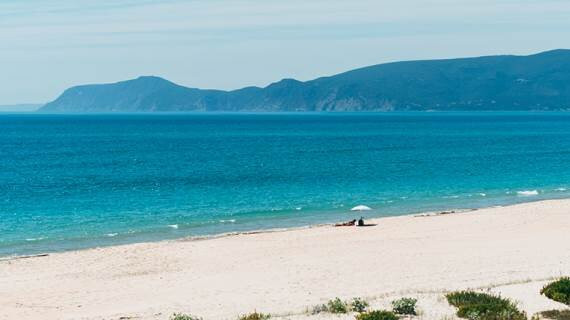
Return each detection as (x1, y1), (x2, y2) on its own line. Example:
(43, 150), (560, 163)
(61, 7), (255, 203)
(1, 0), (569, 104)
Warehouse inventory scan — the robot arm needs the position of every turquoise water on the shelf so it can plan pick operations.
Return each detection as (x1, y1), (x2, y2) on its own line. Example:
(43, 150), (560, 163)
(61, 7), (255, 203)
(2, 112), (570, 257)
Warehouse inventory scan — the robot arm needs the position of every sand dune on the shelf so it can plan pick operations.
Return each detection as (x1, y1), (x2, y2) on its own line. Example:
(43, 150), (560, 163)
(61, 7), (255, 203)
(1, 199), (569, 320)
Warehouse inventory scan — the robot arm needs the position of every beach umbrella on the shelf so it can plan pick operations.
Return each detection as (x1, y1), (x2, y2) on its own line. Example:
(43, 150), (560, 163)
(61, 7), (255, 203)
(351, 205), (372, 211)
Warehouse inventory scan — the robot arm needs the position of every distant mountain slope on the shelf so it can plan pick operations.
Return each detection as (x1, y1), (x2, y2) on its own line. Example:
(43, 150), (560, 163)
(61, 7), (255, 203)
(40, 49), (570, 112)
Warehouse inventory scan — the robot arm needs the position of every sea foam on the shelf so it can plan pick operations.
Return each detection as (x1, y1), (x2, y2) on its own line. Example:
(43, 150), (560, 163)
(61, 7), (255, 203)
(517, 190), (539, 196)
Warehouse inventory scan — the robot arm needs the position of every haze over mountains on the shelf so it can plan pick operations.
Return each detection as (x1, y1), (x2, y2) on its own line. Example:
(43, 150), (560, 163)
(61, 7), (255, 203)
(0, 104), (42, 112)
(40, 50), (570, 112)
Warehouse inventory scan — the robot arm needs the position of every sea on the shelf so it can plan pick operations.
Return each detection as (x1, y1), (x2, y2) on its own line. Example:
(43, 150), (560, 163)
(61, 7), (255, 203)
(2, 112), (570, 257)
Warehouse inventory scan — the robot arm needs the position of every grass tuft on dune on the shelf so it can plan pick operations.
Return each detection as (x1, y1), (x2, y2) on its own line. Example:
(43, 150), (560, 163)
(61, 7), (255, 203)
(170, 313), (202, 320)
(446, 291), (526, 320)
(238, 311), (271, 320)
(539, 310), (570, 320)
(541, 278), (570, 305)
(356, 310), (399, 320)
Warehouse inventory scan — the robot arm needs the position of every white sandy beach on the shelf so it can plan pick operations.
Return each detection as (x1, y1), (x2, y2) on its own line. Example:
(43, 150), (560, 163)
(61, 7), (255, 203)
(1, 199), (569, 320)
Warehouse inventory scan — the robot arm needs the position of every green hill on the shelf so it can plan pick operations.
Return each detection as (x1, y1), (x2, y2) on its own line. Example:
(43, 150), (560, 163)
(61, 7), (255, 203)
(40, 49), (570, 112)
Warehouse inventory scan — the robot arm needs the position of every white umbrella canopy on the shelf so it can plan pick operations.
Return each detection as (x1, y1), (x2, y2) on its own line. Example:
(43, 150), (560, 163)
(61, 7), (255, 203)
(351, 205), (372, 211)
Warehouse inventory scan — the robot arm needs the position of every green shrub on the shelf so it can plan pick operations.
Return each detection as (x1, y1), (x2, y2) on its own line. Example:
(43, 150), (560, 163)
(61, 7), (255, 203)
(351, 297), (370, 313)
(446, 291), (526, 320)
(327, 297), (349, 314)
(238, 312), (271, 320)
(170, 313), (202, 320)
(356, 310), (399, 320)
(391, 297), (417, 315)
(541, 277), (570, 305)
(539, 310), (570, 320)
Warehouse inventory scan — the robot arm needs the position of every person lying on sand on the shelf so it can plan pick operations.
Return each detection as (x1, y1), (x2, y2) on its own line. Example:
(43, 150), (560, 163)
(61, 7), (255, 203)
(335, 219), (356, 227)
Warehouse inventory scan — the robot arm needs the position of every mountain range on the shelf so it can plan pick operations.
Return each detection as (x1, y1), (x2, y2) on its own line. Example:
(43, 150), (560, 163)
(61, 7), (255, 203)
(40, 49), (570, 112)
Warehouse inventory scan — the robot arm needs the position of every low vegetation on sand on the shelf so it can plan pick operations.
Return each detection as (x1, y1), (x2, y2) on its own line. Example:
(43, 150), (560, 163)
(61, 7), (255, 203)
(391, 297), (418, 315)
(327, 297), (350, 313)
(541, 277), (570, 305)
(173, 280), (570, 320)
(238, 311), (271, 320)
(311, 297), (371, 314)
(538, 310), (570, 320)
(170, 313), (202, 320)
(355, 310), (399, 320)
(446, 291), (526, 320)
(351, 297), (370, 313)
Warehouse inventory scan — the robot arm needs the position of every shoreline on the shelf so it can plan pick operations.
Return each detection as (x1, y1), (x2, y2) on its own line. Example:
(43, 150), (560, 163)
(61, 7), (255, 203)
(2, 198), (569, 319)
(0, 206), (482, 262)
(1, 195), (557, 261)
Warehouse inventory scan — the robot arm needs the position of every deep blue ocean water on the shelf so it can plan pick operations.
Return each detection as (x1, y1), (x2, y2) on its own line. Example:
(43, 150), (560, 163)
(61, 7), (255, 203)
(2, 112), (570, 257)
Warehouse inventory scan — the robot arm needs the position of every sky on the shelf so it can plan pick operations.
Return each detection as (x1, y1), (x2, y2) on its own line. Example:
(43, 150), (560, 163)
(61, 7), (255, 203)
(1, 0), (569, 105)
